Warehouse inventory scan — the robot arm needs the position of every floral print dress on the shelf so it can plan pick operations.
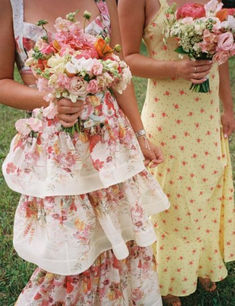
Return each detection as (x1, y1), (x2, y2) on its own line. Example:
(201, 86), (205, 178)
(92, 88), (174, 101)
(3, 0), (169, 305)
(142, 0), (235, 297)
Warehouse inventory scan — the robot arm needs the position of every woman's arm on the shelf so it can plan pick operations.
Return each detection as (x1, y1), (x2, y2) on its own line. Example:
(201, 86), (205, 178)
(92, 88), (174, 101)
(106, 0), (144, 132)
(118, 0), (212, 84)
(219, 61), (235, 137)
(0, 0), (83, 125)
(106, 0), (163, 165)
(0, 0), (47, 110)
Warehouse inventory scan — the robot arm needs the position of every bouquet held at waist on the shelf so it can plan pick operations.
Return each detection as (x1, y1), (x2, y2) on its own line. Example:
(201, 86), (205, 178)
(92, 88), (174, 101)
(164, 0), (235, 93)
(17, 10), (131, 135)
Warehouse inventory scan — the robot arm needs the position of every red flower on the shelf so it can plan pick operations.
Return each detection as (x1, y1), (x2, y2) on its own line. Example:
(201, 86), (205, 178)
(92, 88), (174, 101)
(176, 3), (206, 20)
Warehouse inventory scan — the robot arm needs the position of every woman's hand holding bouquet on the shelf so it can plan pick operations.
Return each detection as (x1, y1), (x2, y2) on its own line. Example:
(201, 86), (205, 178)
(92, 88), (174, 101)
(165, 0), (235, 92)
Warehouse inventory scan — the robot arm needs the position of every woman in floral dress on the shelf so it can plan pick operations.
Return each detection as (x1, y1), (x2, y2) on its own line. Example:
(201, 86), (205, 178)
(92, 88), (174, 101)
(0, 0), (169, 304)
(119, 0), (235, 305)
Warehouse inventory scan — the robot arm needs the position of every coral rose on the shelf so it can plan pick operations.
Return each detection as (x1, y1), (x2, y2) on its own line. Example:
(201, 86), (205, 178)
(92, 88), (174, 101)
(176, 3), (206, 20)
(216, 8), (235, 22)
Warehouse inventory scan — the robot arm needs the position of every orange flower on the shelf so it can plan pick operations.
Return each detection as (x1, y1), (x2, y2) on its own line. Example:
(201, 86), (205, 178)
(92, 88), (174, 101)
(216, 8), (235, 22)
(94, 38), (113, 58)
(52, 39), (61, 52)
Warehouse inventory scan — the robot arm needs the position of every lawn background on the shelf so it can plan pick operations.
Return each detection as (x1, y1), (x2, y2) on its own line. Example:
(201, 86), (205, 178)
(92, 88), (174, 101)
(0, 54), (234, 305)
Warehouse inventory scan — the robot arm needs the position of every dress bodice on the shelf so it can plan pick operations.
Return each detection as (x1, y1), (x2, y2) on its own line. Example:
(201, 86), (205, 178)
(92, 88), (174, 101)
(143, 0), (180, 61)
(143, 0), (219, 95)
(10, 0), (111, 72)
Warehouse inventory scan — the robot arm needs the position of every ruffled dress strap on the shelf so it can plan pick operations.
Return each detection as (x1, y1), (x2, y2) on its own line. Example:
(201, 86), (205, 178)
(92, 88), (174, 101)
(94, 0), (111, 36)
(10, 0), (27, 69)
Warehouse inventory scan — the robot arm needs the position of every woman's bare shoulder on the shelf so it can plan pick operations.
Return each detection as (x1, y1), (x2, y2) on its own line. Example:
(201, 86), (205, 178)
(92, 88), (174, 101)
(0, 0), (12, 15)
(0, 0), (15, 80)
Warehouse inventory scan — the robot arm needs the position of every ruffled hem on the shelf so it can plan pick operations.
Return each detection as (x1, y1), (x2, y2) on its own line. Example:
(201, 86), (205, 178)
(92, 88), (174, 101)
(3, 91), (149, 198)
(15, 242), (162, 306)
(13, 170), (170, 275)
(14, 230), (154, 276)
(3, 156), (146, 197)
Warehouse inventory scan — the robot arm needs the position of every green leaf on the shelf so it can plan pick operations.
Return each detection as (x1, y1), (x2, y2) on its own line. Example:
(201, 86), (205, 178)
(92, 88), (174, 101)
(175, 46), (188, 55)
(41, 36), (48, 42)
(37, 19), (48, 26)
(84, 74), (91, 82)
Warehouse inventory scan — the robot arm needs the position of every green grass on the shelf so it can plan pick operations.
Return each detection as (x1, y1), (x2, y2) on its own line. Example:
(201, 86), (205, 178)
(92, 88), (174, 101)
(0, 58), (234, 305)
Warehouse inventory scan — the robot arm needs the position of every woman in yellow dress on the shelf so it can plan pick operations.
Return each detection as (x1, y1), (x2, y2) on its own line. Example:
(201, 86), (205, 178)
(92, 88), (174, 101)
(119, 0), (235, 305)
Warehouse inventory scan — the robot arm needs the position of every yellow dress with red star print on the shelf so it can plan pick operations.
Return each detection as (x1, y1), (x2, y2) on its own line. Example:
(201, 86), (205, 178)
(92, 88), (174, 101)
(142, 0), (235, 297)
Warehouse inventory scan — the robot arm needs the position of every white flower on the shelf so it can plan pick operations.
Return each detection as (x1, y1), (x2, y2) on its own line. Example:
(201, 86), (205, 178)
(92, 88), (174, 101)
(65, 61), (77, 74)
(114, 66), (132, 94)
(205, 0), (223, 17)
(181, 17), (194, 25)
(97, 72), (113, 89)
(221, 15), (235, 32)
(47, 54), (68, 73)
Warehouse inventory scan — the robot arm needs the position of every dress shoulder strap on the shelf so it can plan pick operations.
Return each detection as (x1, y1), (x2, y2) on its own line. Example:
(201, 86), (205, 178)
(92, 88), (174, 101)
(94, 0), (111, 36)
(159, 0), (168, 7)
(10, 0), (26, 62)
(94, 0), (109, 16)
(10, 0), (24, 39)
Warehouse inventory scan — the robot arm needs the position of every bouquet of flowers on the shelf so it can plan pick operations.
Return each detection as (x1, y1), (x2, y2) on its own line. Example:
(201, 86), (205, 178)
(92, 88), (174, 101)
(164, 0), (235, 93)
(25, 11), (131, 130)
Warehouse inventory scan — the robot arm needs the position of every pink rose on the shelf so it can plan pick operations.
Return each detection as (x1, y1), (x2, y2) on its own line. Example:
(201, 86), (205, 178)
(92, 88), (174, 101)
(199, 29), (218, 53)
(176, 3), (206, 20)
(92, 61), (103, 76)
(86, 79), (99, 94)
(217, 32), (234, 51)
(69, 77), (87, 96)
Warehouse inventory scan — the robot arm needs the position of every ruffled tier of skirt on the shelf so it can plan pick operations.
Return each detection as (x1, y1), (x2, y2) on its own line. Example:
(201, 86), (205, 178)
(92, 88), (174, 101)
(14, 170), (169, 275)
(15, 241), (162, 306)
(2, 92), (147, 197)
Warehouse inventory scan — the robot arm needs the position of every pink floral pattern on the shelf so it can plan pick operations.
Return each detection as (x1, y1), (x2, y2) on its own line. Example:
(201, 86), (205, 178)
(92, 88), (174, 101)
(6, 0), (169, 304)
(143, 0), (235, 297)
(16, 242), (162, 306)
(13, 170), (168, 275)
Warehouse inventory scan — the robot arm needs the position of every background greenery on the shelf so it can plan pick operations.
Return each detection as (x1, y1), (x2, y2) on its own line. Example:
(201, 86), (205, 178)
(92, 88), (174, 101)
(0, 55), (234, 305)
